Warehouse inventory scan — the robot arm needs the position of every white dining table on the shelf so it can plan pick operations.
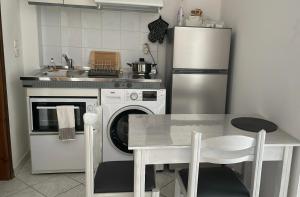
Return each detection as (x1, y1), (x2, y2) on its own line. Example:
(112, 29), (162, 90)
(128, 114), (300, 197)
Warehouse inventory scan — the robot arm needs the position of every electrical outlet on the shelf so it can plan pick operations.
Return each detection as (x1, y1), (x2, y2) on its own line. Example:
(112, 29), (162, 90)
(14, 48), (20, 57)
(143, 43), (149, 54)
(13, 40), (20, 57)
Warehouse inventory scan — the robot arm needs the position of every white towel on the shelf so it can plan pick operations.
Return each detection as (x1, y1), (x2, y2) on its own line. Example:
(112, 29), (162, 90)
(56, 105), (76, 141)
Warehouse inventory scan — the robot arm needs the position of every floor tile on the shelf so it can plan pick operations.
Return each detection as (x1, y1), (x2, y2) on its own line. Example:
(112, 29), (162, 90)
(160, 181), (175, 197)
(56, 184), (85, 197)
(15, 160), (31, 176)
(32, 176), (80, 197)
(161, 171), (175, 179)
(66, 173), (85, 184)
(160, 194), (168, 197)
(7, 187), (45, 197)
(156, 172), (174, 189)
(0, 178), (28, 197)
(16, 171), (58, 186)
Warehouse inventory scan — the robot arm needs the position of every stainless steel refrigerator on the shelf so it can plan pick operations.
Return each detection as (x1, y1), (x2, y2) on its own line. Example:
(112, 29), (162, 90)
(165, 27), (232, 114)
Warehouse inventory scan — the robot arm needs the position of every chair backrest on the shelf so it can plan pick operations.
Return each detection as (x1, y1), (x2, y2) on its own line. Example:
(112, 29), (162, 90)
(201, 135), (258, 164)
(84, 106), (102, 197)
(187, 130), (266, 197)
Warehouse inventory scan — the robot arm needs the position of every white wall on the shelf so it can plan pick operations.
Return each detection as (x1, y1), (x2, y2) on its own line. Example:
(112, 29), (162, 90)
(1, 0), (29, 168)
(19, 0), (41, 75)
(20, 0), (222, 77)
(37, 7), (160, 69)
(157, 0), (222, 81)
(221, 0), (300, 196)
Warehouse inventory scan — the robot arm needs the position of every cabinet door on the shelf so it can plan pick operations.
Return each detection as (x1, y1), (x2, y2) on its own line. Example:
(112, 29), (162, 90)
(64, 0), (97, 7)
(28, 0), (64, 4)
(30, 135), (85, 173)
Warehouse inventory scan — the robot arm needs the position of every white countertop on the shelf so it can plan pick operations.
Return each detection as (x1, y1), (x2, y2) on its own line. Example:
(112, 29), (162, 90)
(128, 114), (300, 149)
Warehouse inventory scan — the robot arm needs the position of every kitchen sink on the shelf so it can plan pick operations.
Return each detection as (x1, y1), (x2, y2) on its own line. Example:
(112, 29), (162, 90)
(42, 69), (87, 77)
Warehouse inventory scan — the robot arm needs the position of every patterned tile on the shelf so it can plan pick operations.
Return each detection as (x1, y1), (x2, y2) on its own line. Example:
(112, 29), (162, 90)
(160, 181), (175, 197)
(160, 194), (168, 197)
(16, 170), (58, 186)
(32, 176), (80, 197)
(66, 173), (85, 184)
(156, 172), (174, 189)
(15, 160), (31, 176)
(1, 158), (176, 197)
(56, 184), (85, 197)
(161, 171), (175, 179)
(7, 187), (45, 197)
(0, 178), (28, 197)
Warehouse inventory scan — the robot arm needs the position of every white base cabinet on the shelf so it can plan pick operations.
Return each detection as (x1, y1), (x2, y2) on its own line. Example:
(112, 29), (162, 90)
(30, 134), (85, 174)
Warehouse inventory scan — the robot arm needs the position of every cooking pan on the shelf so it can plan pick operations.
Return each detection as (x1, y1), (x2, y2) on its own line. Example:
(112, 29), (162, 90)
(127, 58), (157, 75)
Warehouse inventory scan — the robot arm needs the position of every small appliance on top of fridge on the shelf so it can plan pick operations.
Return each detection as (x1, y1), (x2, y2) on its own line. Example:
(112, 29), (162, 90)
(166, 26), (232, 114)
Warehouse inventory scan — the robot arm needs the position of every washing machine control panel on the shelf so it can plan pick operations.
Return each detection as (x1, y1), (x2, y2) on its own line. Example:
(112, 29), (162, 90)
(102, 89), (165, 103)
(126, 91), (142, 101)
(126, 90), (160, 102)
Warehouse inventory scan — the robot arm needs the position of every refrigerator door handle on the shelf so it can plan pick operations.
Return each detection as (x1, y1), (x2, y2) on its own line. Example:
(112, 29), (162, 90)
(173, 69), (228, 74)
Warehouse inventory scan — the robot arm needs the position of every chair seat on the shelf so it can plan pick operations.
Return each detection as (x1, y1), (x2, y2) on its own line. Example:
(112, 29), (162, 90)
(94, 161), (156, 193)
(179, 167), (250, 197)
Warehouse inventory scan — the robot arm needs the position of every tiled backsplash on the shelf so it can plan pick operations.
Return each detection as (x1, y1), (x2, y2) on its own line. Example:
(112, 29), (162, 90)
(38, 6), (159, 68)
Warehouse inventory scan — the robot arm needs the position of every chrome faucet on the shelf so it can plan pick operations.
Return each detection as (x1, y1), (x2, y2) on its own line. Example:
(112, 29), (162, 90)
(62, 54), (73, 70)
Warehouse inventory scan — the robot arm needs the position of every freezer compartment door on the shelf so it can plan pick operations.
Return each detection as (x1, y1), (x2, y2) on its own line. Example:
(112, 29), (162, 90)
(171, 74), (228, 114)
(173, 27), (231, 70)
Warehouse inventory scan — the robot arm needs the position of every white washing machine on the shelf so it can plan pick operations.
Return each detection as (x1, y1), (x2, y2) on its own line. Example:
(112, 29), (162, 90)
(101, 89), (166, 162)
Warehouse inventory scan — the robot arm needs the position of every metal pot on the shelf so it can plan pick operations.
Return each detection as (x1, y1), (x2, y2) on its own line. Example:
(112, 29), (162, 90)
(127, 58), (157, 75)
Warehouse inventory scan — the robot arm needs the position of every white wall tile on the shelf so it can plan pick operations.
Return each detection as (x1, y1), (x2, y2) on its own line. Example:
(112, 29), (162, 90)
(81, 9), (101, 29)
(62, 47), (83, 67)
(121, 31), (140, 50)
(102, 30), (120, 49)
(41, 26), (61, 46)
(39, 8), (164, 69)
(121, 12), (140, 31)
(42, 46), (62, 65)
(140, 32), (158, 51)
(102, 11), (121, 30)
(120, 50), (141, 68)
(82, 29), (102, 48)
(82, 48), (98, 66)
(141, 50), (158, 63)
(61, 7), (82, 28)
(61, 27), (82, 47)
(140, 13), (158, 32)
(40, 6), (61, 27)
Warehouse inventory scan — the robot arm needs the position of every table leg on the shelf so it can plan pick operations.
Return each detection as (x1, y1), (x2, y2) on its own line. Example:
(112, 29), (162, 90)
(279, 147), (293, 197)
(134, 149), (146, 197)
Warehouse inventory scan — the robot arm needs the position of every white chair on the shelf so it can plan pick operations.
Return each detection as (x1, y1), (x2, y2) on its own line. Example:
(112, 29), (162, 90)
(175, 130), (266, 197)
(84, 109), (160, 197)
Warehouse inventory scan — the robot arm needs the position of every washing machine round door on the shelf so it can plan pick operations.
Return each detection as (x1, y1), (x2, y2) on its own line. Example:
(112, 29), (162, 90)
(108, 106), (153, 154)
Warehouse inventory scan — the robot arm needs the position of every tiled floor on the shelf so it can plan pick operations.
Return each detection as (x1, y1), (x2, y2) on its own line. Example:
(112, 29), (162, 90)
(0, 160), (175, 197)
